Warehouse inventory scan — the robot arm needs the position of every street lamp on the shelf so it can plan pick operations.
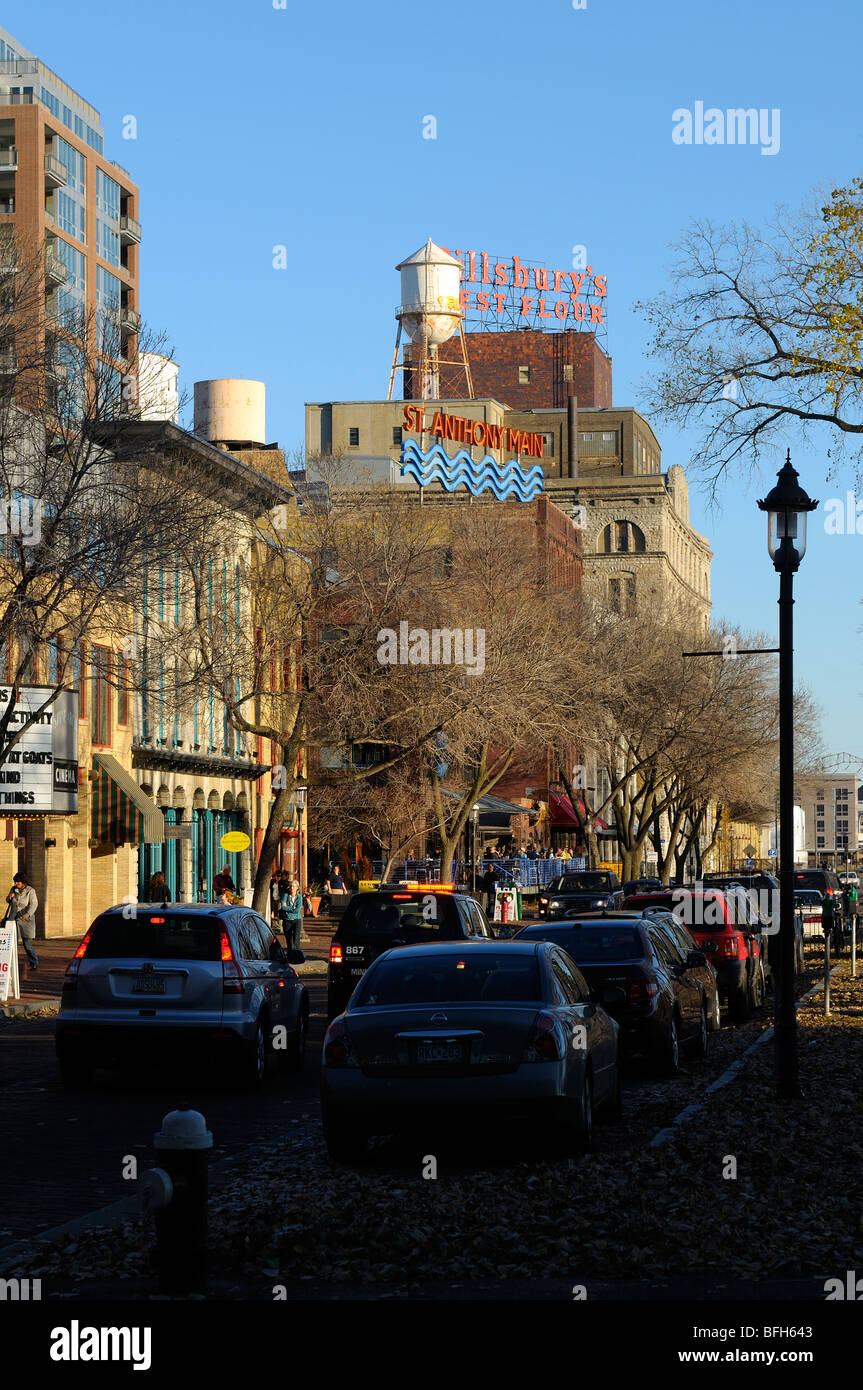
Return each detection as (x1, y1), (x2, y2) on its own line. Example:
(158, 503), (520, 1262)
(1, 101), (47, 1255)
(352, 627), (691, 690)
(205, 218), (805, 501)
(757, 451), (818, 1100)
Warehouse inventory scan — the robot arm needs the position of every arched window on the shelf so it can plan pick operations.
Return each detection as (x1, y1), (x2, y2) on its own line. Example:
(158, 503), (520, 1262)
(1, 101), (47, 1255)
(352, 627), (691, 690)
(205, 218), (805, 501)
(599, 520), (646, 554)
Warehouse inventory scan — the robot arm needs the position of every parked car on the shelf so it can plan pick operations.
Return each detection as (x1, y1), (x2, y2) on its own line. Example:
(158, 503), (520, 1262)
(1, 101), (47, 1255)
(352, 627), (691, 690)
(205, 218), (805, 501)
(514, 914), (711, 1070)
(628, 907), (722, 1030)
(327, 885), (492, 1020)
(622, 888), (767, 1019)
(696, 873), (804, 982)
(55, 904), (309, 1089)
(838, 871), (859, 887)
(795, 889), (824, 941)
(623, 878), (664, 897)
(538, 871), (623, 919)
(321, 940), (621, 1161)
(793, 868), (846, 946)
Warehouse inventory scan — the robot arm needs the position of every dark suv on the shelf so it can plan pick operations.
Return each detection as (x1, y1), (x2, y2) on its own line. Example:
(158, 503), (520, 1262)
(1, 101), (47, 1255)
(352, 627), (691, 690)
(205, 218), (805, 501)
(327, 886), (492, 1019)
(538, 872), (623, 919)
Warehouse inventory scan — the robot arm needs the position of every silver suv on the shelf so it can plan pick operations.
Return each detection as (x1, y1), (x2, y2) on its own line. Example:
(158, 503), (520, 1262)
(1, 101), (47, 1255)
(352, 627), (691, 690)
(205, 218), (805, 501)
(55, 904), (309, 1089)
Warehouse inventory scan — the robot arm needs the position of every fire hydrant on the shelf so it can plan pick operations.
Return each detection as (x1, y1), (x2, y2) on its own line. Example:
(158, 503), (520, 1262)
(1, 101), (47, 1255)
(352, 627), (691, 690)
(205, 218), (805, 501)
(140, 1104), (213, 1295)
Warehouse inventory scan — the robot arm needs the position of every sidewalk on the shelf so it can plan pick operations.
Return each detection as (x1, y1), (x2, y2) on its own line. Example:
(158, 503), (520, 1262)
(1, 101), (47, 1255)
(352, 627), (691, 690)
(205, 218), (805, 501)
(2, 914), (337, 1017)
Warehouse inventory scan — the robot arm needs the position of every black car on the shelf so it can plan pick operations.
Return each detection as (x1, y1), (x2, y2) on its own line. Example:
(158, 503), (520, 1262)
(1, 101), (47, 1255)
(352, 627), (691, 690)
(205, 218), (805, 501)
(327, 887), (492, 1019)
(538, 871), (623, 919)
(623, 878), (664, 897)
(514, 915), (710, 1073)
(793, 869), (846, 948)
(617, 907), (722, 1030)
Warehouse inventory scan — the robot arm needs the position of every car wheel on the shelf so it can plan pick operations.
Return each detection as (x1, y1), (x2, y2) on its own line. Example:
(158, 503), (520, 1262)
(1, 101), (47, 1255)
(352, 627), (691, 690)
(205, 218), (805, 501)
(58, 1052), (93, 1090)
(692, 1003), (708, 1059)
(243, 1016), (268, 1089)
(322, 1113), (368, 1163)
(709, 990), (722, 1031)
(281, 1004), (308, 1072)
(605, 1067), (622, 1123)
(730, 980), (752, 1021)
(661, 1013), (681, 1075)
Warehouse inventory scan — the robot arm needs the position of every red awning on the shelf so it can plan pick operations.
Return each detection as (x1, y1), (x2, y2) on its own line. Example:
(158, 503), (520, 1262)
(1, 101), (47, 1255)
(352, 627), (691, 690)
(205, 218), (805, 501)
(548, 793), (608, 830)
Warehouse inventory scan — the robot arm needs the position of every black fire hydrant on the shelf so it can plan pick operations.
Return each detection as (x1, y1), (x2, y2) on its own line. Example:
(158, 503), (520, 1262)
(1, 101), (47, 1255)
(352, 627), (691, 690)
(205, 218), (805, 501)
(141, 1104), (213, 1296)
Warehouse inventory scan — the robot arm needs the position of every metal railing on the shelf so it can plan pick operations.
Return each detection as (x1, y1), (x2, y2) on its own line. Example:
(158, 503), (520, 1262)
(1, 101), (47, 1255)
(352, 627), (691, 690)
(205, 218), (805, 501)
(44, 153), (68, 186)
(0, 147), (18, 168)
(363, 856), (588, 889)
(119, 214), (142, 242)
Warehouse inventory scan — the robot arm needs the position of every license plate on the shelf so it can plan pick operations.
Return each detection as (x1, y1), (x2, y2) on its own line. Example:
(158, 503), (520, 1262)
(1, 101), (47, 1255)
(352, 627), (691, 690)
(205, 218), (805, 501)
(349, 967), (364, 977)
(132, 975), (166, 994)
(416, 1041), (462, 1064)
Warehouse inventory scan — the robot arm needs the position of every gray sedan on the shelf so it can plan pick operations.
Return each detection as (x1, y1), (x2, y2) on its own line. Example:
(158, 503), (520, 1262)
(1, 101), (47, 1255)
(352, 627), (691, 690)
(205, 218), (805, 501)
(320, 939), (621, 1161)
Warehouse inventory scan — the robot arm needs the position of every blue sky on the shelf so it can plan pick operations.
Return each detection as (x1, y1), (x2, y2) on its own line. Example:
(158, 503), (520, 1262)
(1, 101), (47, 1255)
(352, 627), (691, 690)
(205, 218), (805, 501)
(8, 0), (863, 756)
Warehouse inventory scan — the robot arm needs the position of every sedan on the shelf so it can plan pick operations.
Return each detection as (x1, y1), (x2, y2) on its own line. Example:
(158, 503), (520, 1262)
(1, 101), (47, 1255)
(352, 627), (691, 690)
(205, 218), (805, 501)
(320, 940), (621, 1161)
(514, 915), (711, 1072)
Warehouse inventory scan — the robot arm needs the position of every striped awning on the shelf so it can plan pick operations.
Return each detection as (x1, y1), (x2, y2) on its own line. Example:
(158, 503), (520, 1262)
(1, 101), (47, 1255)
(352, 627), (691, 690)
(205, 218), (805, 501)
(91, 753), (165, 845)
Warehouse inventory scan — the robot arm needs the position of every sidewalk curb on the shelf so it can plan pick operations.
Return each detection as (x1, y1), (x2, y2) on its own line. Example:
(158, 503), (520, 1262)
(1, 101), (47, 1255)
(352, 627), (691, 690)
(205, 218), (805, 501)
(649, 963), (844, 1149)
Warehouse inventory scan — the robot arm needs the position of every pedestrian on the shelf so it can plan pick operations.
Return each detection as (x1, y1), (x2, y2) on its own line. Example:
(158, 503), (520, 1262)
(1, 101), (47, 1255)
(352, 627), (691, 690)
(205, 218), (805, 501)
(280, 877), (303, 953)
(213, 863), (236, 898)
(215, 887), (234, 906)
(321, 863), (347, 916)
(7, 873), (38, 974)
(146, 870), (170, 902)
(480, 862), (499, 917)
(269, 870), (283, 925)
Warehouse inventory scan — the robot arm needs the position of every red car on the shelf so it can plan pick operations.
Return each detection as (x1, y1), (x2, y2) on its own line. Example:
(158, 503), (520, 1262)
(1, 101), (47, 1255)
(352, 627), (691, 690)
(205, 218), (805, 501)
(622, 888), (765, 1020)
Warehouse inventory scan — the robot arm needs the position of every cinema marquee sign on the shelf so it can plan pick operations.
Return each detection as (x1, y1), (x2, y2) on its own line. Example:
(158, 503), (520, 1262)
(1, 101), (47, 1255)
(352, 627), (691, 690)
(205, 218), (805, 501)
(0, 687), (79, 813)
(440, 248), (607, 326)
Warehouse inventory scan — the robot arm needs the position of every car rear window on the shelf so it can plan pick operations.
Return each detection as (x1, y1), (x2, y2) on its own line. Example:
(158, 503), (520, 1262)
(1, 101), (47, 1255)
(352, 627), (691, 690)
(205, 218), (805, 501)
(557, 874), (614, 892)
(338, 894), (459, 935)
(355, 953), (540, 1006)
(523, 926), (645, 962)
(84, 913), (223, 961)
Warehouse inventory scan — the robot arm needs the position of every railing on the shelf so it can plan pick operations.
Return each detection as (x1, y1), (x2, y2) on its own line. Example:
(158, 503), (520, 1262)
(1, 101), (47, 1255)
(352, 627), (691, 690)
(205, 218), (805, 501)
(363, 856), (588, 889)
(0, 147), (17, 168)
(0, 91), (35, 104)
(0, 61), (38, 75)
(119, 214), (142, 242)
(0, 199), (14, 214)
(44, 153), (68, 185)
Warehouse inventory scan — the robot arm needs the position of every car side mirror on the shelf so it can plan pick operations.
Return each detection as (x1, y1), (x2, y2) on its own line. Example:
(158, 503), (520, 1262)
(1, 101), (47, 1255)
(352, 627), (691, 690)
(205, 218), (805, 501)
(286, 949), (305, 965)
(687, 949), (707, 968)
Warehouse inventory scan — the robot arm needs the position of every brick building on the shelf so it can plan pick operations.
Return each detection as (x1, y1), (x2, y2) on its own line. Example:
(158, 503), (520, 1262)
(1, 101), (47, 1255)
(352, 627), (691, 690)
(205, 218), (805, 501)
(425, 329), (612, 410)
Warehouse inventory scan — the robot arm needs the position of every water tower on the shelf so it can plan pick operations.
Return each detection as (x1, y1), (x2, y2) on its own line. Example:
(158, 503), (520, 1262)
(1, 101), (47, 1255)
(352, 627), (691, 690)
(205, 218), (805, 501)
(387, 239), (473, 401)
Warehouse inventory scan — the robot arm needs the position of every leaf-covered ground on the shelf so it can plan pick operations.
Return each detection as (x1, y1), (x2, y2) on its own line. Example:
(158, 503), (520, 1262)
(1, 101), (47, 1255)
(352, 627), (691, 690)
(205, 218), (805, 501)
(6, 954), (862, 1296)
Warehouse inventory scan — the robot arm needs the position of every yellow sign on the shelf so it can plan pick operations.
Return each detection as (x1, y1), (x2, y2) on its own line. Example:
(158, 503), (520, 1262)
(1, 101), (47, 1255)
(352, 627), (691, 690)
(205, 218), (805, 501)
(600, 860), (623, 879)
(220, 831), (250, 853)
(358, 879), (381, 891)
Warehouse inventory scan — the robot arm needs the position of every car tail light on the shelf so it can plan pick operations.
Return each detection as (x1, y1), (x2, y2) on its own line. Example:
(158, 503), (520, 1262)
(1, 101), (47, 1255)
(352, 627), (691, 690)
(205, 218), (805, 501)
(329, 943), (343, 964)
(323, 1017), (358, 1068)
(627, 980), (659, 1002)
(219, 927), (244, 994)
(63, 927), (93, 991)
(522, 1011), (564, 1062)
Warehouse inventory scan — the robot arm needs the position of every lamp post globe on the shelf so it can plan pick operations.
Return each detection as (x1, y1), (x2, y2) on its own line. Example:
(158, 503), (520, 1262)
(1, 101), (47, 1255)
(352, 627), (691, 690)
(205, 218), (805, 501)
(757, 451), (818, 1099)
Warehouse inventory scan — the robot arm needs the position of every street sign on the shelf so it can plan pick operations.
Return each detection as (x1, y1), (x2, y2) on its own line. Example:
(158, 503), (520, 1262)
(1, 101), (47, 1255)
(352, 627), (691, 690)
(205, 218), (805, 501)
(0, 923), (19, 1002)
(745, 843), (757, 858)
(745, 858), (755, 868)
(165, 825), (193, 841)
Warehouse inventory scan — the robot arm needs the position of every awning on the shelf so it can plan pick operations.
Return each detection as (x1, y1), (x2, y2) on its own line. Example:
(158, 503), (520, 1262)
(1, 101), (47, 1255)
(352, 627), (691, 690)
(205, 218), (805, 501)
(91, 753), (165, 845)
(443, 790), (537, 822)
(549, 792), (608, 831)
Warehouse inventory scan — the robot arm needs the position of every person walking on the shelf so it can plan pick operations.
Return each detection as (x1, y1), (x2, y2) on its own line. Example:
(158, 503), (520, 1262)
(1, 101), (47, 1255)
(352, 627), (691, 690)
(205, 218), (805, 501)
(146, 870), (170, 902)
(7, 873), (38, 974)
(480, 862), (499, 917)
(280, 877), (303, 953)
(213, 863), (235, 898)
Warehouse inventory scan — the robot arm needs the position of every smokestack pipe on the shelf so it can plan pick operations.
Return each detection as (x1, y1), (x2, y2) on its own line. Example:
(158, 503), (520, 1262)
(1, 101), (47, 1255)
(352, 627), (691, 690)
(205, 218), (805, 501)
(567, 393), (578, 479)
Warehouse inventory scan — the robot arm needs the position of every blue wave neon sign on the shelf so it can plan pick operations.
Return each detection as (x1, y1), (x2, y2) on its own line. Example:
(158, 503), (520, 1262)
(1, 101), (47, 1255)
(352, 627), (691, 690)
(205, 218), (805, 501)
(400, 439), (544, 502)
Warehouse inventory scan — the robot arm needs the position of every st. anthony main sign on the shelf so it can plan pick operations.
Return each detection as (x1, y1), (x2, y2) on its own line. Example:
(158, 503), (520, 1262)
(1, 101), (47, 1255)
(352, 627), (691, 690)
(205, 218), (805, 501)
(0, 687), (79, 814)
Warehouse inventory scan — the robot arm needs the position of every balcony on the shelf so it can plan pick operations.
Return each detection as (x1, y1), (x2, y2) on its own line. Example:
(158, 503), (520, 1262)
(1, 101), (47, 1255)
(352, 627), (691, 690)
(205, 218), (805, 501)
(0, 147), (17, 172)
(0, 198), (14, 215)
(44, 248), (67, 287)
(0, 91), (35, 105)
(120, 305), (141, 335)
(119, 214), (141, 245)
(0, 61), (38, 76)
(44, 153), (67, 189)
(0, 347), (17, 374)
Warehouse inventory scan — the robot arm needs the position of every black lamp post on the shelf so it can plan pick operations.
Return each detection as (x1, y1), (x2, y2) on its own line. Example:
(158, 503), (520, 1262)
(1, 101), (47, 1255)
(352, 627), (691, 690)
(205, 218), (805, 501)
(757, 452), (818, 1099)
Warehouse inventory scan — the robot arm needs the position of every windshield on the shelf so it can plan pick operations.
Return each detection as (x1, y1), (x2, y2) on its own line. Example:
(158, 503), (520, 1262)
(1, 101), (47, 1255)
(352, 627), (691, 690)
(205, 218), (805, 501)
(528, 926), (644, 962)
(555, 874), (614, 893)
(85, 914), (223, 961)
(355, 953), (540, 1006)
(339, 893), (459, 935)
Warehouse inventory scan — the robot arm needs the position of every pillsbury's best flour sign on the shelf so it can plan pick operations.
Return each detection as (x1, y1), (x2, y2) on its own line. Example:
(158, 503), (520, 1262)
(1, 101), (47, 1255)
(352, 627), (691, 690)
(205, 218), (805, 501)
(0, 687), (78, 813)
